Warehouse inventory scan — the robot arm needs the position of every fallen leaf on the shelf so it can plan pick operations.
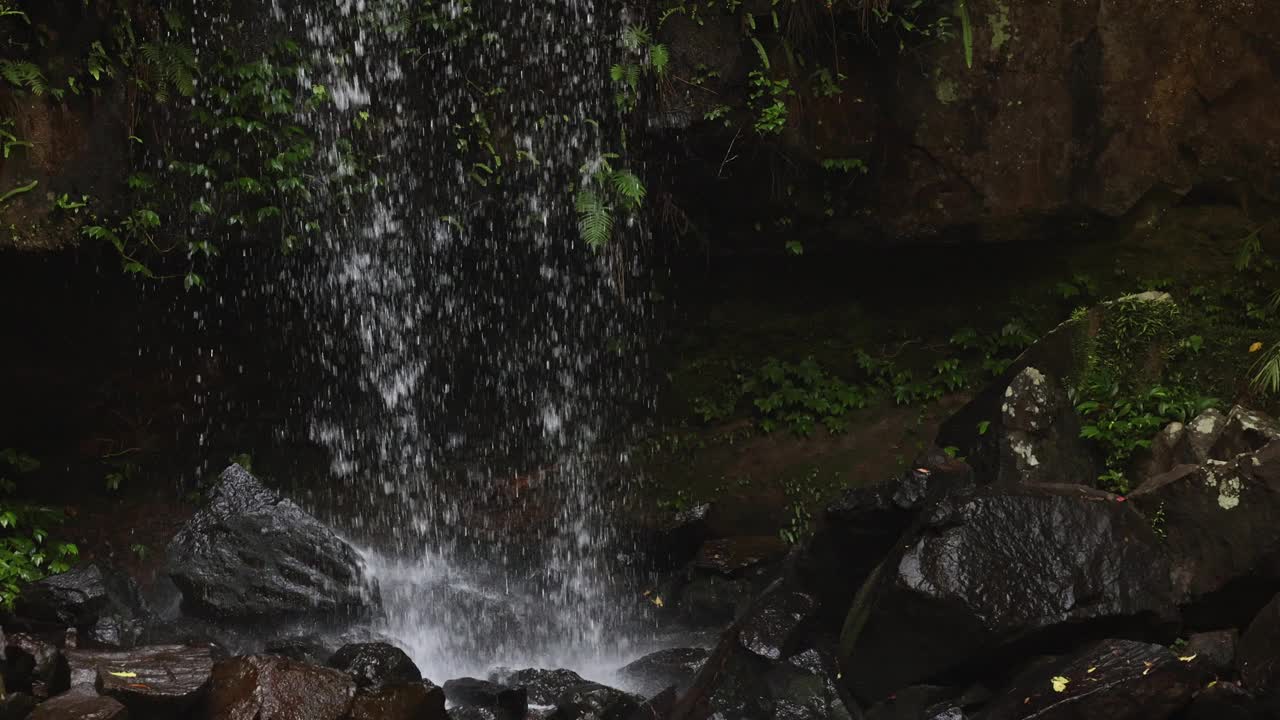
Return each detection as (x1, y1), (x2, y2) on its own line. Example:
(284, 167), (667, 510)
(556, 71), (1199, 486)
(1178, 653), (1198, 663)
(1251, 342), (1264, 353)
(1051, 676), (1070, 692)
(108, 671), (138, 678)
(1086, 666), (1097, 674)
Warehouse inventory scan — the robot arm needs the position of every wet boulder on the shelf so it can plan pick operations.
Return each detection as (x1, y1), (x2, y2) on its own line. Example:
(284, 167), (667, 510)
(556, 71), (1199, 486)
(29, 688), (128, 720)
(692, 536), (789, 576)
(1212, 406), (1280, 460)
(13, 564), (148, 648)
(1183, 682), (1271, 720)
(1129, 443), (1280, 600)
(974, 639), (1201, 720)
(348, 679), (447, 720)
(489, 668), (585, 707)
(0, 692), (38, 720)
(1185, 629), (1238, 675)
(86, 644), (214, 717)
(205, 654), (356, 720)
(3, 632), (70, 698)
(616, 648), (709, 696)
(165, 464), (376, 622)
(443, 677), (527, 719)
(547, 682), (642, 720)
(263, 635), (337, 666)
(841, 486), (1176, 701)
(1238, 591), (1280, 694)
(995, 367), (1095, 487)
(738, 588), (816, 661)
(327, 642), (420, 688)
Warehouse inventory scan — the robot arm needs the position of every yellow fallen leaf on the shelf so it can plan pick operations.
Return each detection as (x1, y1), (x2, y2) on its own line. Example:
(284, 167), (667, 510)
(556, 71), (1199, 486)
(108, 671), (137, 678)
(1251, 342), (1264, 353)
(1178, 653), (1198, 663)
(1086, 666), (1097, 674)
(1051, 676), (1070, 692)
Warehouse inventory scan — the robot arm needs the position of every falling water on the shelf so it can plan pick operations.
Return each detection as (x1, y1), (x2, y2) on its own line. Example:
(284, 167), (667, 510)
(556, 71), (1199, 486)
(264, 0), (653, 681)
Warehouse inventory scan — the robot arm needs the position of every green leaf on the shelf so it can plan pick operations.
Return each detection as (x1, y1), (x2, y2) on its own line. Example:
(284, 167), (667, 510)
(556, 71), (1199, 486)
(575, 189), (613, 250)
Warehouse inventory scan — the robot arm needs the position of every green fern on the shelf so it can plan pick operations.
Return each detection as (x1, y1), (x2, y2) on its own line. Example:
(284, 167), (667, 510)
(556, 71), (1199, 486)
(650, 44), (670, 75)
(610, 170), (646, 210)
(0, 61), (47, 95)
(575, 189), (614, 250)
(751, 38), (770, 70)
(957, 0), (974, 69)
(140, 42), (198, 100)
(622, 26), (652, 51)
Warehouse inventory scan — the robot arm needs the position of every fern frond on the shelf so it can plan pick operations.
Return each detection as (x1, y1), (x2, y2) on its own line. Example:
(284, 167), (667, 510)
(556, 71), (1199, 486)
(622, 26), (651, 51)
(0, 61), (47, 95)
(650, 44), (670, 75)
(575, 189), (614, 250)
(610, 170), (646, 210)
(750, 38), (770, 70)
(1253, 342), (1280, 395)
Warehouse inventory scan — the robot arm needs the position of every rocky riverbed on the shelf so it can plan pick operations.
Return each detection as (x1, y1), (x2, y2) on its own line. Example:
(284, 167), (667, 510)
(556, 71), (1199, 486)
(9, 322), (1280, 719)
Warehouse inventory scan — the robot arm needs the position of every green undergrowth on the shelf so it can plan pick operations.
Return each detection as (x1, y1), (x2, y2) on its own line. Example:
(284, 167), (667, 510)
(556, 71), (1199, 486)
(0, 449), (78, 608)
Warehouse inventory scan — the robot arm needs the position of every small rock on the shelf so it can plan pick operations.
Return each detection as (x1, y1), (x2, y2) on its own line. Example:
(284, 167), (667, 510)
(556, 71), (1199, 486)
(13, 565), (147, 648)
(263, 635), (337, 666)
(328, 642), (421, 688)
(29, 688), (128, 720)
(3, 632), (70, 698)
(738, 588), (816, 660)
(206, 654), (356, 720)
(1183, 681), (1269, 720)
(1185, 409), (1228, 463)
(548, 682), (642, 720)
(0, 692), (37, 720)
(348, 680), (447, 720)
(91, 644), (214, 717)
(1186, 630), (1238, 674)
(490, 668), (585, 707)
(616, 648), (709, 696)
(995, 367), (1095, 487)
(443, 677), (527, 719)
(692, 536), (789, 576)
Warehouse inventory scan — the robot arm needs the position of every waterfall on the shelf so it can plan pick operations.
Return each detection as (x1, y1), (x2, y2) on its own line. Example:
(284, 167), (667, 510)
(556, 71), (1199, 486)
(265, 0), (653, 681)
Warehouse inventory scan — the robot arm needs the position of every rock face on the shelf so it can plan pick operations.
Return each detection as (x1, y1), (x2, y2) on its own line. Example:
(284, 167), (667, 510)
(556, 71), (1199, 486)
(165, 464), (375, 622)
(327, 642), (420, 689)
(89, 645), (214, 717)
(443, 677), (528, 719)
(974, 639), (1201, 720)
(842, 486), (1175, 701)
(13, 564), (148, 648)
(1238, 592), (1280, 695)
(205, 654), (356, 720)
(490, 668), (586, 707)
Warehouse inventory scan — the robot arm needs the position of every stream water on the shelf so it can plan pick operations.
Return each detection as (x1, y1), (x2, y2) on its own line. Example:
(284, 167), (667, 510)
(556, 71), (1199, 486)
(262, 0), (655, 683)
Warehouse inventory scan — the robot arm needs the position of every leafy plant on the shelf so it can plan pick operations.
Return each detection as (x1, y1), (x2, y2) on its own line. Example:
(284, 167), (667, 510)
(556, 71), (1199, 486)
(0, 450), (77, 608)
(575, 153), (645, 249)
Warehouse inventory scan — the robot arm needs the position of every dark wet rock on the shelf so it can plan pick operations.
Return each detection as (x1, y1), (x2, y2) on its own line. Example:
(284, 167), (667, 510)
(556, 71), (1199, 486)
(348, 680), (447, 720)
(995, 367), (1094, 487)
(489, 668), (585, 707)
(705, 490), (789, 539)
(667, 573), (754, 627)
(449, 708), (497, 720)
(29, 688), (128, 720)
(644, 504), (711, 572)
(624, 686), (675, 720)
(13, 564), (148, 648)
(547, 682), (642, 720)
(842, 486), (1175, 701)
(205, 654), (356, 720)
(974, 639), (1200, 720)
(1129, 447), (1280, 600)
(1139, 421), (1187, 480)
(1184, 681), (1270, 720)
(443, 677), (527, 719)
(165, 464), (375, 622)
(739, 590), (816, 661)
(1212, 406), (1280, 460)
(693, 536), (788, 576)
(327, 642), (420, 689)
(617, 648), (709, 696)
(263, 635), (336, 666)
(87, 644), (213, 717)
(1185, 630), (1238, 675)
(1238, 592), (1280, 694)
(4, 632), (70, 698)
(0, 692), (38, 720)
